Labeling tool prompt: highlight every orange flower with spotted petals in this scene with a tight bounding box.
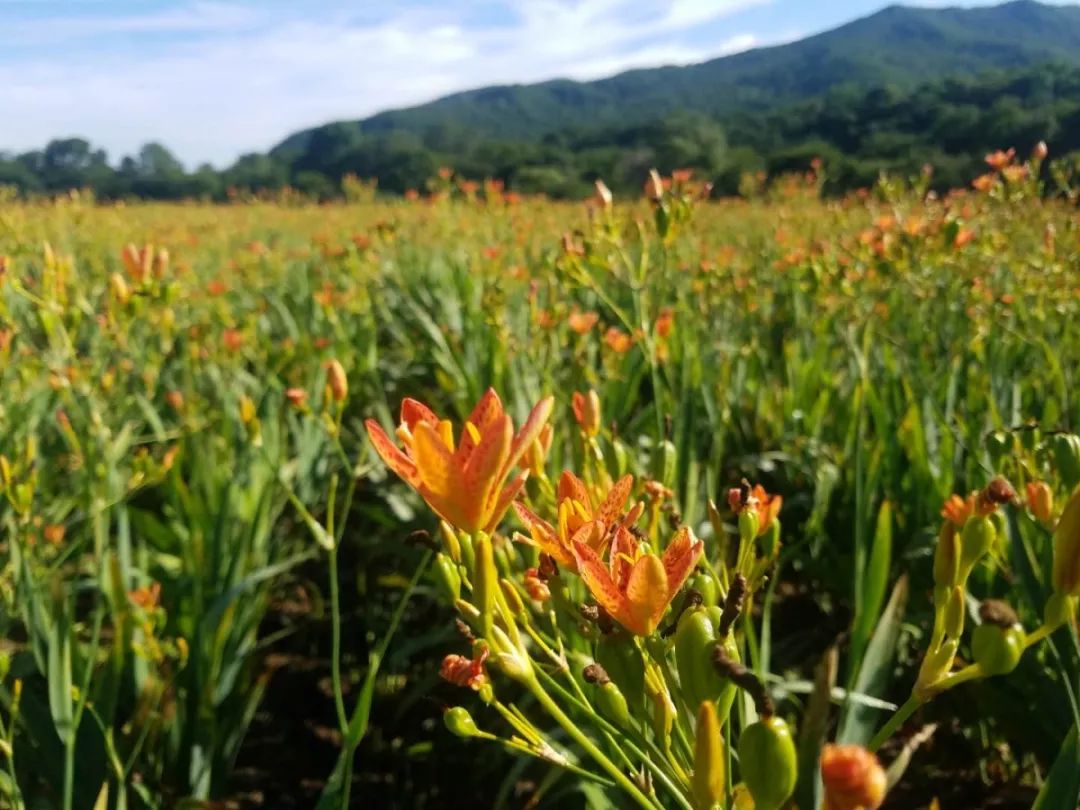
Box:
[365,389,554,535]
[573,526,702,636]
[513,472,639,571]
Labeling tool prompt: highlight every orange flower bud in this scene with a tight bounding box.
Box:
[325,359,348,402]
[571,389,602,437]
[820,744,887,810]
[166,390,184,411]
[1033,141,1048,161]
[285,387,307,408]
[1027,480,1054,524]
[523,568,550,602]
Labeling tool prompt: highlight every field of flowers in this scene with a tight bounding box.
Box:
[0,154,1079,809]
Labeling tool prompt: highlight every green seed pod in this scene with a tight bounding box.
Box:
[444,706,481,738]
[689,570,719,608]
[674,608,739,723]
[972,623,1025,676]
[1053,434,1080,490]
[738,715,798,810]
[692,701,725,810]
[960,515,996,574]
[933,522,960,587]
[434,553,462,603]
[596,681,631,730]
[654,439,677,490]
[596,632,646,713]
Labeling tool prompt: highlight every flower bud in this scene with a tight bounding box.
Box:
[972,622,1025,676]
[692,701,725,810]
[434,553,461,602]
[499,578,525,617]
[738,716,797,810]
[820,743,887,810]
[959,515,997,575]
[444,706,481,738]
[1052,487,1080,596]
[1033,140,1049,161]
[1026,481,1054,525]
[738,509,759,545]
[595,632,646,714]
[933,522,960,587]
[439,521,461,563]
[325,359,348,403]
[571,390,602,437]
[474,533,498,634]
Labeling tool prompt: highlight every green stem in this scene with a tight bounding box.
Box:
[327,545,348,732]
[525,675,660,810]
[867,694,922,753]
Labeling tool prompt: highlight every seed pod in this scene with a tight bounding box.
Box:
[738,715,798,810]
[595,632,646,713]
[675,608,738,721]
[738,508,759,545]
[972,622,1025,676]
[434,553,461,602]
[444,706,481,738]
[692,701,725,810]
[1052,487,1080,596]
[1053,434,1080,490]
[689,570,719,608]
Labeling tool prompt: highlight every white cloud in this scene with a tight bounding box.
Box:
[0,0,773,166]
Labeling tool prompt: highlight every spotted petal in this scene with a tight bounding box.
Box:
[400,398,440,431]
[597,474,634,523]
[573,538,626,623]
[661,527,703,597]
[505,396,555,477]
[624,554,668,636]
[365,419,419,486]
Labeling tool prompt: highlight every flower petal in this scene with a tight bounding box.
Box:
[557,470,591,508]
[597,474,634,523]
[661,527,703,596]
[504,396,555,478]
[624,554,668,636]
[486,471,529,535]
[412,420,458,499]
[401,398,439,431]
[464,414,512,526]
[365,419,419,486]
[573,538,627,623]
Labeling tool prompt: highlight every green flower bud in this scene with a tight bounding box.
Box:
[597,681,631,730]
[444,706,481,739]
[474,533,497,635]
[692,701,725,810]
[972,623,1025,676]
[738,509,759,545]
[499,578,525,617]
[434,553,461,603]
[738,715,797,810]
[960,515,996,575]
[933,522,959,587]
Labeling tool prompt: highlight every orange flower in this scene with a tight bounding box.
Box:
[129,582,162,610]
[365,389,553,534]
[604,327,633,354]
[568,309,599,334]
[820,744,887,810]
[728,484,782,537]
[655,307,675,339]
[285,387,307,408]
[573,526,702,636]
[513,471,638,570]
[985,148,1015,171]
[941,491,996,527]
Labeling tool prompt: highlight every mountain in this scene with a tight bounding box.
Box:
[274,0,1080,157]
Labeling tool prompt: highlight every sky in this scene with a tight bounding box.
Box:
[0,0,1060,167]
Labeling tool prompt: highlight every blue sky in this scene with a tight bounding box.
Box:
[0,0,1062,166]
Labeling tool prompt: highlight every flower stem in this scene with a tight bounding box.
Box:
[868,694,922,753]
[525,675,661,810]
